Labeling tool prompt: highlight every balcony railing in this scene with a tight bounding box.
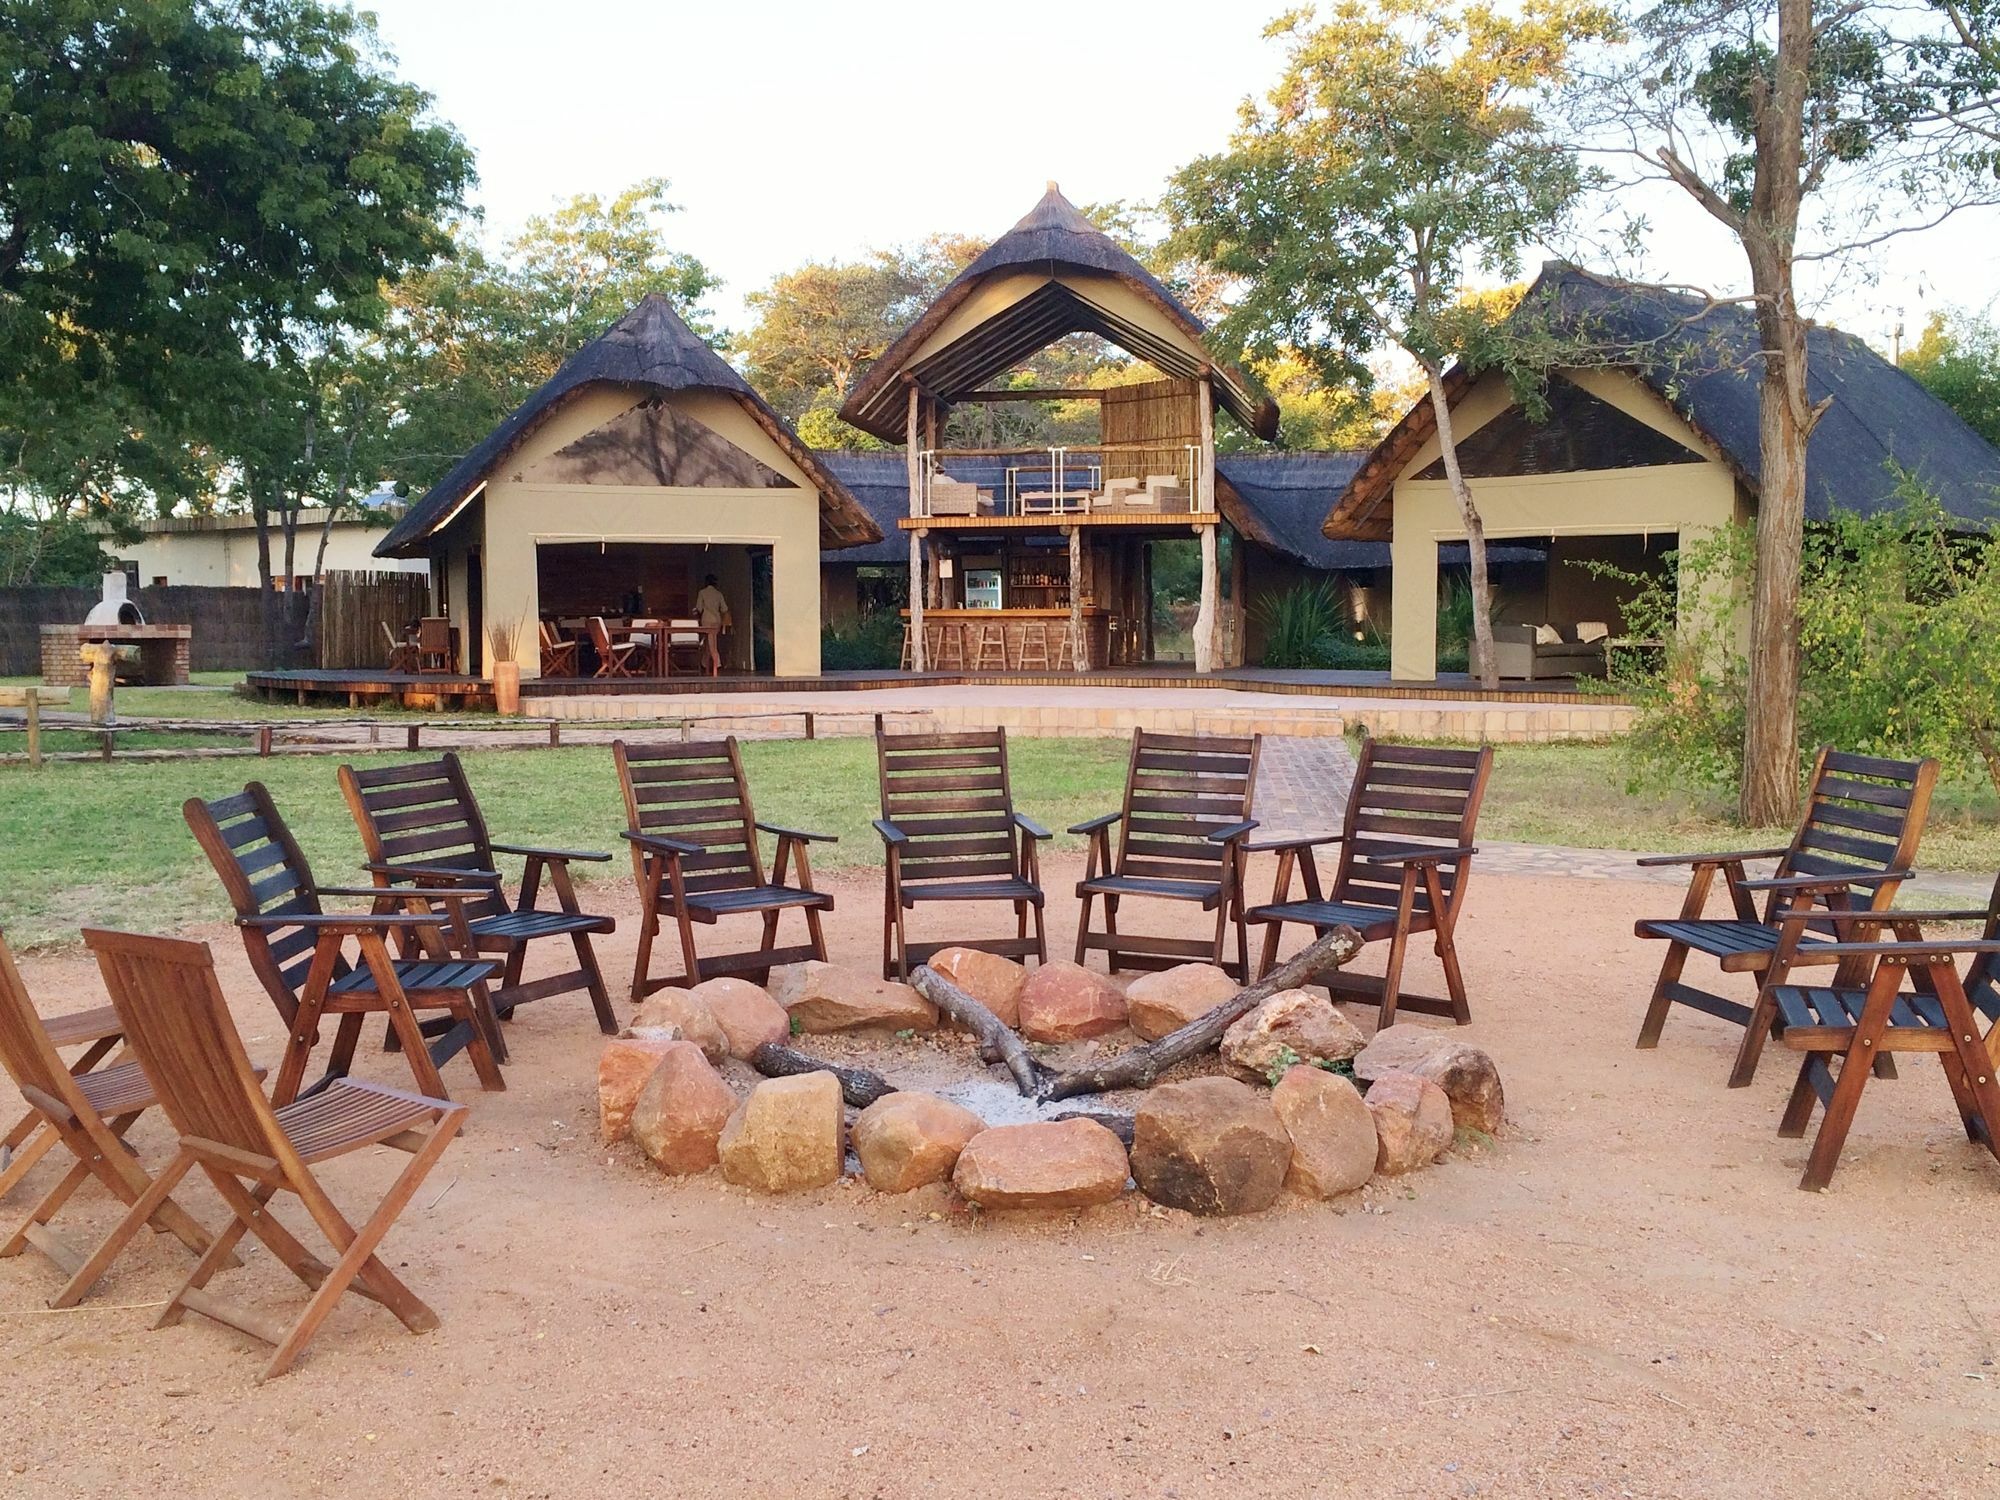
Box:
[915,443,1204,518]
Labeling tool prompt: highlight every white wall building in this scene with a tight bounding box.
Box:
[107,509,428,589]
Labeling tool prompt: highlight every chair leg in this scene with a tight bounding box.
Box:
[1378,924,1412,1030]
[454,996,507,1092]
[1778,1056,1824,1138]
[1635,942,1692,1048]
[496,941,528,1018]
[803,901,829,965]
[1728,976,1784,1088]
[1,1155,94,1259]
[673,906,702,989]
[1433,927,1473,1026]
[630,903,659,1005]
[50,1147,204,1309]
[1073,890,1095,965]
[1031,899,1048,966]
[571,932,618,1035]
[1103,895,1121,974]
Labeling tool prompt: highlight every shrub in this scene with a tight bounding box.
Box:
[821,613,905,671]
[1253,582,1349,668]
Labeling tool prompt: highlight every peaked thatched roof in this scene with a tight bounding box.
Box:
[1327,263,2000,540]
[838,185,1279,443]
[374,295,880,557]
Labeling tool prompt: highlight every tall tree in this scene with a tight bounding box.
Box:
[1572,0,2000,823]
[1167,0,1617,688]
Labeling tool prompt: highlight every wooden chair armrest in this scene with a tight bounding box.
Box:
[1738,869,1910,893]
[1013,812,1052,840]
[1796,939,2000,960]
[489,842,612,864]
[1243,831,1343,853]
[622,829,700,857]
[1204,819,1260,845]
[1778,907,1989,927]
[367,862,505,886]
[1634,847,1789,869]
[756,821,837,844]
[1362,844,1477,867]
[872,819,908,846]
[237,913,443,932]
[1068,811,1123,835]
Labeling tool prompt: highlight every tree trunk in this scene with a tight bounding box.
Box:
[1425,362,1498,689]
[1738,0,1815,828]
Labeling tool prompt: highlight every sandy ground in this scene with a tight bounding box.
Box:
[4,853,1999,1499]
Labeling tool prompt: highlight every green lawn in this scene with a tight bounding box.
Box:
[0,736,1133,949]
[1474,740,2000,873]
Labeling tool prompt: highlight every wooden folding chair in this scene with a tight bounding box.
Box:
[340,752,618,1035]
[589,616,649,678]
[1634,747,1937,1083]
[381,621,418,675]
[614,737,834,994]
[0,1000,123,1202]
[185,783,506,1104]
[1246,739,1492,1028]
[83,927,466,1381]
[875,728,1048,979]
[0,931,219,1307]
[538,621,579,679]
[1736,898,2000,1190]
[1071,729,1261,980]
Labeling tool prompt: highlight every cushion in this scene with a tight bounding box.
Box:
[1574,620,1610,644]
[1104,476,1140,491]
[1533,623,1563,647]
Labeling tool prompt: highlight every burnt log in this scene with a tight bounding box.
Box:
[1038,927,1363,1102]
[748,1042,898,1108]
[909,963,1047,1097]
[1049,1108,1137,1147]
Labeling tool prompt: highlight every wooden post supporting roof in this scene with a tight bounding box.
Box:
[1194,378,1219,673]
[1067,525,1086,671]
[906,385,925,671]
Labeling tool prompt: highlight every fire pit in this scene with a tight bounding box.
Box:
[597,933,1505,1218]
[40,573,192,687]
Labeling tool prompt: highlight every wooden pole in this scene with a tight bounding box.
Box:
[906,385,925,671]
[1067,525,1086,671]
[1194,379,1219,674]
[23,687,39,770]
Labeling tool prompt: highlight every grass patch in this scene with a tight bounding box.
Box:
[1473,739,2000,872]
[0,735,1131,949]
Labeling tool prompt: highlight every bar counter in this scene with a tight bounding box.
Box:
[901,608,1109,669]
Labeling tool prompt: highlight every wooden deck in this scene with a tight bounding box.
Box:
[244,666,1623,708]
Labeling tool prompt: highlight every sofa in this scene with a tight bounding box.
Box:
[1473,622,1610,681]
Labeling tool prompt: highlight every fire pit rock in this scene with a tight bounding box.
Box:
[1270,1065,1377,1199]
[1219,989,1365,1084]
[928,948,1027,1029]
[952,1119,1129,1209]
[1355,1024,1504,1135]
[598,1035,685,1143]
[690,977,791,1059]
[1130,1076,1292,1217]
[718,1072,846,1192]
[852,1091,986,1193]
[631,990,728,1062]
[1365,1069,1455,1175]
[1123,963,1239,1041]
[769,961,938,1034]
[1017,961,1127,1043]
[631,1042,739,1175]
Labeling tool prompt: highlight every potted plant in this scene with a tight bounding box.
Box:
[488,615,524,715]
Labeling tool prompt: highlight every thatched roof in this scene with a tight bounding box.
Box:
[1327,263,2000,541]
[838,185,1279,444]
[374,295,880,558]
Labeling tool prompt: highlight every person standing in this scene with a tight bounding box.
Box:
[693,573,732,676]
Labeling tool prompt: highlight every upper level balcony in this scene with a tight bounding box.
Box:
[911,441,1209,521]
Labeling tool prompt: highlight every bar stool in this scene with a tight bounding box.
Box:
[927,623,965,670]
[1054,619,1082,671]
[970,620,1008,671]
[1017,621,1052,671]
[899,622,915,670]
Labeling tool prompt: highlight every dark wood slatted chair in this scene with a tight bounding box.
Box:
[1738,898,2000,1190]
[185,783,506,1104]
[1071,729,1261,980]
[875,728,1049,979]
[339,752,618,1035]
[1245,739,1492,1029]
[82,927,466,1382]
[615,737,835,994]
[0,930,220,1307]
[1635,747,1937,1085]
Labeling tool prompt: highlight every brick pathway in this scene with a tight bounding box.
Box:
[1251,732,1355,836]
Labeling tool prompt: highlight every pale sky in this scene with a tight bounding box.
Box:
[362,0,2000,358]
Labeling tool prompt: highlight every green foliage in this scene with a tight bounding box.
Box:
[1902,311,2000,448]
[1253,582,1350,669]
[0,0,474,509]
[1265,1045,1304,1086]
[0,504,124,585]
[820,613,905,671]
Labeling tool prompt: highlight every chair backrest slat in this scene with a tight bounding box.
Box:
[1331,739,1492,915]
[1111,729,1259,883]
[878,729,1019,887]
[340,754,502,915]
[83,928,281,1160]
[614,739,762,891]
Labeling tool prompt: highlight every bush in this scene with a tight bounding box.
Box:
[1252,582,1349,668]
[821,613,904,671]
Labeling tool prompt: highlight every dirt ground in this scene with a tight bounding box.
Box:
[4,853,1998,1499]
